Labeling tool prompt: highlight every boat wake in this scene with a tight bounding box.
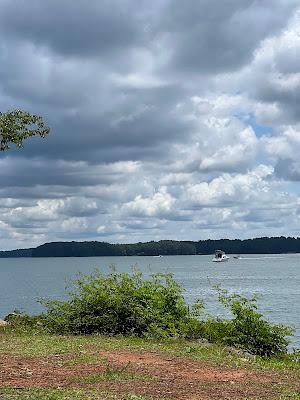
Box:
[239,256,285,260]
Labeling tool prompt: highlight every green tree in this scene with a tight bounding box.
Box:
[0,109,49,151]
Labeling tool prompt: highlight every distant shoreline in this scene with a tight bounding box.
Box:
[1,236,300,258]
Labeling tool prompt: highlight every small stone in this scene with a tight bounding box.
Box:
[4,312,23,322]
[197,338,209,344]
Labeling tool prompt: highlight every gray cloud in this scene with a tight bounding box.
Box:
[159,0,298,75]
[0,157,137,188]
[0,0,145,60]
[275,159,300,181]
[1,0,300,249]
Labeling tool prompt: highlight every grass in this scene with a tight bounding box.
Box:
[0,329,299,400]
[69,362,153,384]
[0,388,156,400]
[278,393,300,400]
[1,329,299,371]
[0,388,96,400]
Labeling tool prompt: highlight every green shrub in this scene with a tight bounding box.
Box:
[0,312,47,334]
[26,268,293,357]
[41,267,203,338]
[201,286,293,356]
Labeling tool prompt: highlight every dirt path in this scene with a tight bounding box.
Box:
[0,350,289,399]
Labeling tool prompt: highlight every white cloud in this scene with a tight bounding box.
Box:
[264,127,300,159]
[199,126,257,172]
[123,188,175,217]
[1,2,300,248]
[185,165,274,208]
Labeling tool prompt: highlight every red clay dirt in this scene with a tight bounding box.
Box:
[0,350,288,399]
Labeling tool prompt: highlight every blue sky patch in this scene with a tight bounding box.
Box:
[235,113,274,137]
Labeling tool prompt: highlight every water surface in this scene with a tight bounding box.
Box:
[0,254,299,347]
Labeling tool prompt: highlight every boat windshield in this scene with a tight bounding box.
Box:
[215,250,224,258]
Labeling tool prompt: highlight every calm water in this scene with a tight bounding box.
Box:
[0,254,299,348]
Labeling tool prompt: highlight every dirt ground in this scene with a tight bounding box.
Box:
[0,349,294,399]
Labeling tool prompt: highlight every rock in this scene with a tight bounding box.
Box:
[242,352,256,360]
[197,338,209,344]
[0,319,8,326]
[197,338,212,347]
[4,311,23,322]
[225,346,256,360]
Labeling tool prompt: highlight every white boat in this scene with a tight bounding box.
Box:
[212,250,229,262]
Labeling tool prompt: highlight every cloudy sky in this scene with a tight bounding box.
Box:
[1,0,300,250]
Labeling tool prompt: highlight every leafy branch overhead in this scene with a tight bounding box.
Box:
[0,110,49,151]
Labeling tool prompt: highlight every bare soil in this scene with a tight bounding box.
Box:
[0,350,293,399]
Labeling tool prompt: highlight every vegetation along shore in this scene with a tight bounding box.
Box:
[1,268,299,399]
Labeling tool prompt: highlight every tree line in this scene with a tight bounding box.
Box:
[1,236,300,257]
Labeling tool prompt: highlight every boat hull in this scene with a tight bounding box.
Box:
[212,256,229,262]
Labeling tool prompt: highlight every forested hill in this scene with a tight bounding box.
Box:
[0,248,33,258]
[1,237,300,257]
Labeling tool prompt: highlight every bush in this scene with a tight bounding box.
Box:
[35,268,293,357]
[41,267,203,338]
[201,287,293,356]
[0,312,47,334]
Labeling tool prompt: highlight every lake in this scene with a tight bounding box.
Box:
[0,254,299,348]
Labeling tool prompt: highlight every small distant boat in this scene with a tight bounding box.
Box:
[153,255,163,258]
[212,250,229,262]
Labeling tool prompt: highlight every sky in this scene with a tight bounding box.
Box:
[1,0,300,250]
